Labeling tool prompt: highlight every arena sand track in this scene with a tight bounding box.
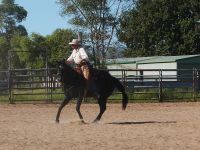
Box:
[1,102,200,150]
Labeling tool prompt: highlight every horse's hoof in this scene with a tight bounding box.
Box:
[55,120,59,123]
[81,120,86,124]
[92,119,99,123]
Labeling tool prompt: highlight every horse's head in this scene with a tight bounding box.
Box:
[56,59,78,83]
[56,59,66,82]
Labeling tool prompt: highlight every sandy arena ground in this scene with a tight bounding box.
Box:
[1,102,200,150]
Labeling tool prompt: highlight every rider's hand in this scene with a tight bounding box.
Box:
[65,60,70,64]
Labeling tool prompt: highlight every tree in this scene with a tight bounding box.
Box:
[0,0,27,41]
[0,37,9,69]
[46,29,75,67]
[0,0,27,69]
[13,29,76,69]
[57,0,131,68]
[12,33,48,68]
[118,0,200,57]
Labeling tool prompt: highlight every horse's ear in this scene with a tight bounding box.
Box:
[55,60,62,65]
[62,58,66,63]
[55,60,59,64]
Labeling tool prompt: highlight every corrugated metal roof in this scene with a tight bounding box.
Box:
[137,55,200,64]
[106,56,158,64]
[106,55,200,65]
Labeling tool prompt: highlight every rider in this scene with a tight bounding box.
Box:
[66,39,100,99]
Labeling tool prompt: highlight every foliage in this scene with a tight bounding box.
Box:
[0,37,9,69]
[118,0,200,57]
[0,0,27,69]
[12,29,76,68]
[0,0,27,41]
[13,33,48,68]
[46,29,75,67]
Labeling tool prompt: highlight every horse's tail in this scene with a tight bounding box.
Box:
[112,77,128,110]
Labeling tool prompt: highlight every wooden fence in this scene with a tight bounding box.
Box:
[0,68,199,103]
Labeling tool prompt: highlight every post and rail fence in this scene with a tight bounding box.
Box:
[0,68,200,103]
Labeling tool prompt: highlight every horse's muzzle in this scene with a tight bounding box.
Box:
[56,73,63,82]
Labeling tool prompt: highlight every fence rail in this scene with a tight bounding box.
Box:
[0,68,199,103]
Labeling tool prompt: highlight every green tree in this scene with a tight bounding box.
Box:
[57,0,131,68]
[0,0,27,69]
[0,37,9,69]
[0,0,27,41]
[13,29,75,69]
[118,0,200,57]
[46,29,75,67]
[13,33,48,68]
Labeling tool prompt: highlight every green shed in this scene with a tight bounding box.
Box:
[106,55,200,80]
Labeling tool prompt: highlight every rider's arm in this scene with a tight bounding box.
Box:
[66,51,74,64]
[79,48,88,60]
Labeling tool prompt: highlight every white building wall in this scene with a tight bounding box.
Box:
[137,62,177,81]
[107,64,137,77]
[107,62,178,81]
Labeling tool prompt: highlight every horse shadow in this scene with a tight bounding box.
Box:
[106,121,177,125]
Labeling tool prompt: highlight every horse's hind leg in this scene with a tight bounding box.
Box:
[56,98,70,123]
[93,98,106,123]
[76,95,84,121]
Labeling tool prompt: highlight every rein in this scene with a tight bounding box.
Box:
[65,85,76,91]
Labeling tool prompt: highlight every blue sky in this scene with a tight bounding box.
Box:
[15,0,71,36]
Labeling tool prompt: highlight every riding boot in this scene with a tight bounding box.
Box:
[81,64,100,99]
[81,65,90,101]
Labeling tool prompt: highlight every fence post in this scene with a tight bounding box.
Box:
[193,69,197,101]
[197,70,200,98]
[45,68,50,103]
[50,74,53,103]
[8,69,13,103]
[8,50,13,104]
[121,70,125,87]
[159,70,163,102]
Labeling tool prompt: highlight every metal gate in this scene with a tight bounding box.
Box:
[0,68,200,103]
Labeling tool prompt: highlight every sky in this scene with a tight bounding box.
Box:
[14,0,71,36]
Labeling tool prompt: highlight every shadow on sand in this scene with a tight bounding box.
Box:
[106,121,177,125]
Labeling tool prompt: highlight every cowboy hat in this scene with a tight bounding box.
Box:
[68,39,81,45]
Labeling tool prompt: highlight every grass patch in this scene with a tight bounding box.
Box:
[1,87,200,103]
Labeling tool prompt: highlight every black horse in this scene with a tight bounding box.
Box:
[56,59,128,123]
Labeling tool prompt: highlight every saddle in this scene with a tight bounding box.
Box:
[74,67,83,75]
[73,60,98,81]
[74,59,92,75]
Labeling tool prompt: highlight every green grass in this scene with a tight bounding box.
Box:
[0,95,9,103]
[0,88,64,103]
[1,87,200,103]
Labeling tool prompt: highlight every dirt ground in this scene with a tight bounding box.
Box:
[1,102,200,150]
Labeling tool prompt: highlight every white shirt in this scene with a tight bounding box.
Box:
[67,47,89,64]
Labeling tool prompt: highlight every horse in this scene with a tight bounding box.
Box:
[55,59,128,123]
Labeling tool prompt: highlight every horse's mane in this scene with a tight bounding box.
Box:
[62,61,85,84]
[63,63,76,74]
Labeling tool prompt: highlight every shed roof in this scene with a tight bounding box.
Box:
[106,56,157,65]
[106,55,200,65]
[137,55,200,64]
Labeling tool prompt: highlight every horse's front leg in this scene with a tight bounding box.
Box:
[76,97,84,121]
[93,98,106,123]
[56,97,70,123]
[76,92,84,121]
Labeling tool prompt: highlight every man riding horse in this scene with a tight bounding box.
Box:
[66,39,100,99]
